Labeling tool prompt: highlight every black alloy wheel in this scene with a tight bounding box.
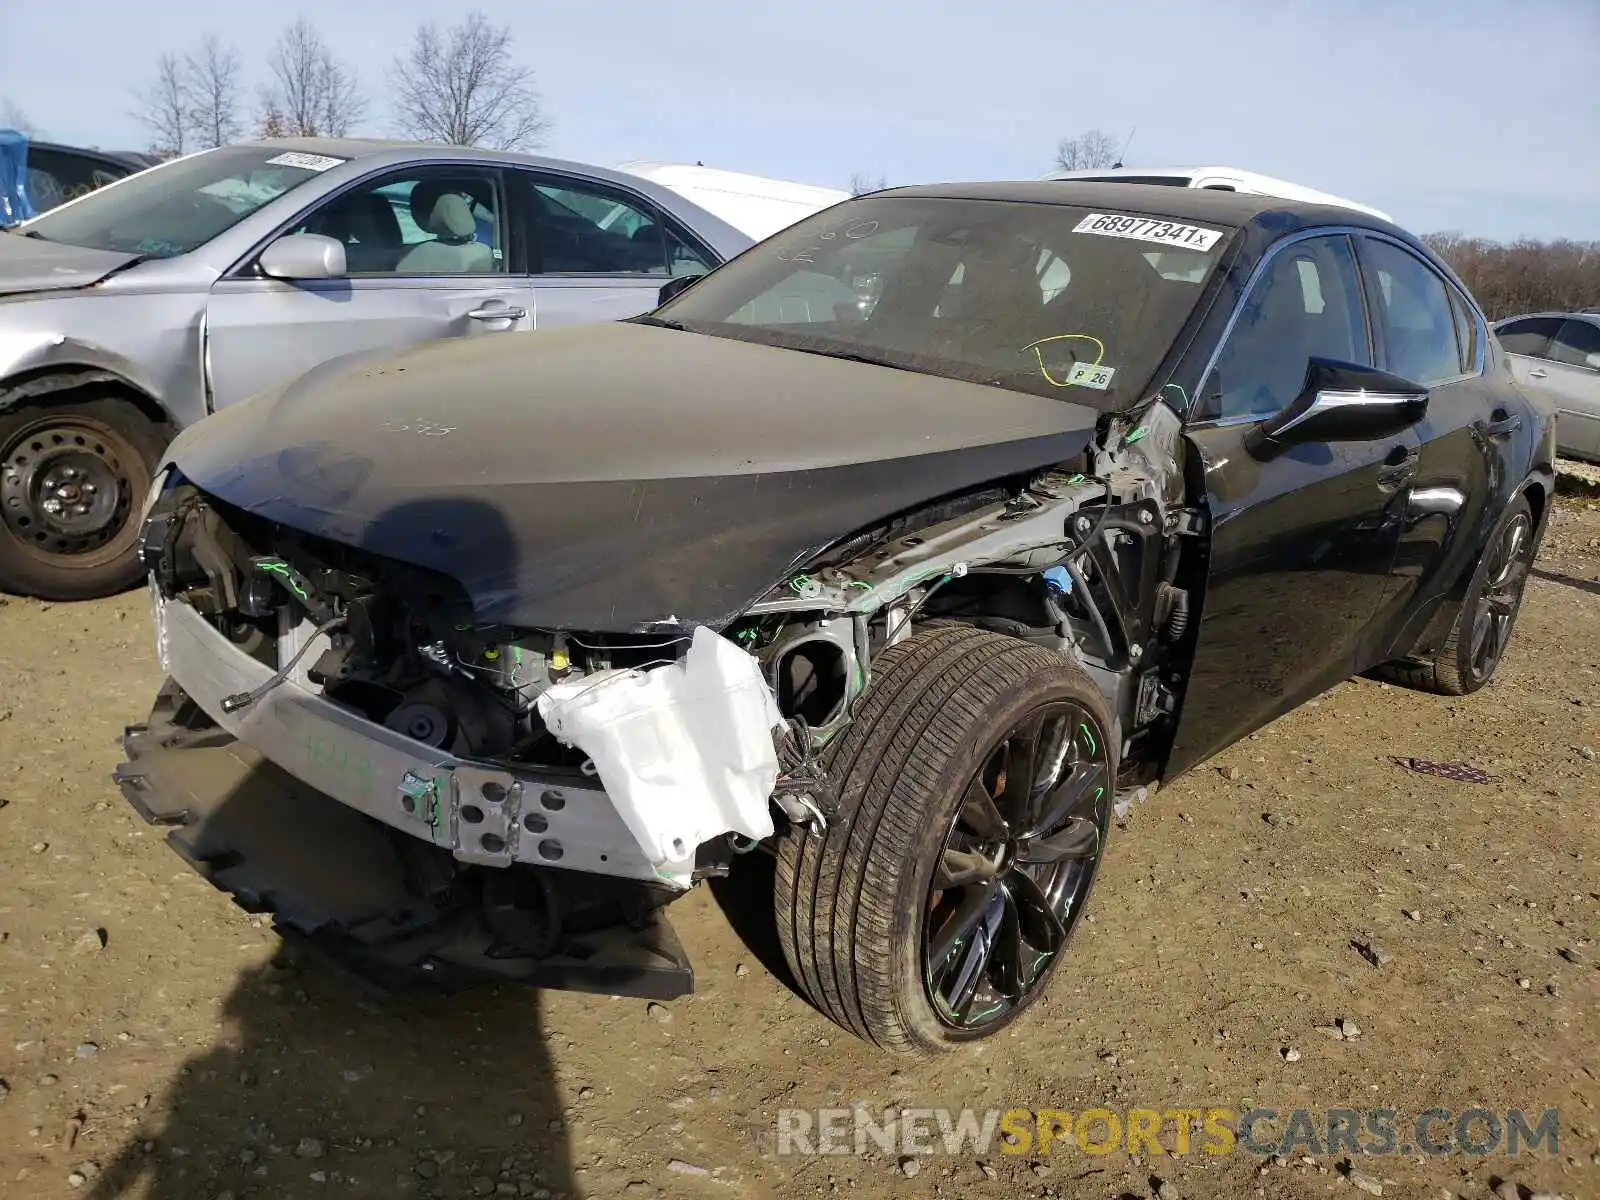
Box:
[924,702,1110,1030]
[774,623,1118,1055]
[1463,504,1533,686]
[1370,494,1537,697]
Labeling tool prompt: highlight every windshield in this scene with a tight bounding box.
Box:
[20,145,346,258]
[652,196,1234,408]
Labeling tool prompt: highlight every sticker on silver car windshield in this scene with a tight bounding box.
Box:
[1073,213,1223,251]
[264,151,347,172]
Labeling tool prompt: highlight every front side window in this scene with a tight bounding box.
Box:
[21,145,342,258]
[292,168,504,275]
[529,176,695,275]
[1203,235,1371,421]
[1494,316,1562,359]
[1361,239,1463,386]
[651,196,1233,410]
[1550,318,1600,369]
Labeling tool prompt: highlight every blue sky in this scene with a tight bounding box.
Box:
[3,0,1595,241]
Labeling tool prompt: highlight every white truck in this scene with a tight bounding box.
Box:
[1043,164,1393,221]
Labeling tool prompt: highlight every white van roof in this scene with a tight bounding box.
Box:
[614,161,851,242]
[1041,165,1393,222]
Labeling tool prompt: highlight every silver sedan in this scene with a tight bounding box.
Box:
[1494,310,1600,463]
[0,138,754,600]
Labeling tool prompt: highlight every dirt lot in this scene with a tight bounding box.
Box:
[1,498,1596,1200]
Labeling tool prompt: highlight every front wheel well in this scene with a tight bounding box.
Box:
[0,367,175,436]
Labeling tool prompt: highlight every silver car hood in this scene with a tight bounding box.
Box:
[0,231,142,297]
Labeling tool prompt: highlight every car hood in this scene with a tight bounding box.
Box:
[0,231,143,296]
[163,322,1101,630]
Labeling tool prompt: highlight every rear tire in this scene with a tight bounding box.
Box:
[1371,494,1535,696]
[0,396,169,601]
[774,624,1116,1055]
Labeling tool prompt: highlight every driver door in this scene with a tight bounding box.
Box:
[1167,233,1417,776]
[204,164,531,409]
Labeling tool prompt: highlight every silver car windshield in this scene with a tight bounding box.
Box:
[20,145,345,258]
[652,195,1235,409]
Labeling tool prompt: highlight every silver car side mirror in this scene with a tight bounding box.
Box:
[1586,351,1600,371]
[259,233,347,280]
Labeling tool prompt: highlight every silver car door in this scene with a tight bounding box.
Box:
[1541,318,1600,460]
[204,163,532,409]
[518,169,716,328]
[1495,315,1562,395]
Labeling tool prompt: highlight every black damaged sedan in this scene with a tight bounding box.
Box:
[119,183,1555,1055]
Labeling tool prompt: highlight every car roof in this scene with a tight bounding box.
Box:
[876,179,1404,234]
[230,136,674,184]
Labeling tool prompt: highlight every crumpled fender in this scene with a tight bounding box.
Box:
[0,331,165,418]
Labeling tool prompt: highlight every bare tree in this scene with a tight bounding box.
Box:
[390,11,550,150]
[1053,129,1119,172]
[133,54,190,158]
[1423,232,1600,320]
[1,97,38,136]
[261,18,366,137]
[186,33,243,149]
[849,172,887,196]
[256,103,291,139]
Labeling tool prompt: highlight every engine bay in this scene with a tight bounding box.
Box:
[138,400,1201,834]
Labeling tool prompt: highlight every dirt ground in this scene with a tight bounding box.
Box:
[1,498,1596,1200]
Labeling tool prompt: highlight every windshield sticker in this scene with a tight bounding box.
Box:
[1066,361,1115,390]
[264,151,347,172]
[1022,332,1111,389]
[1073,213,1223,252]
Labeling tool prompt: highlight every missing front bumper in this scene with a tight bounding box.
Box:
[113,680,695,1000]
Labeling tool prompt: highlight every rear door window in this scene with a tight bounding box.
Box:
[1494,316,1561,359]
[523,174,712,277]
[1358,238,1465,386]
[1549,318,1600,369]
[1447,289,1482,374]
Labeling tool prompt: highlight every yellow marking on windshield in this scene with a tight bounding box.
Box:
[1022,333,1106,388]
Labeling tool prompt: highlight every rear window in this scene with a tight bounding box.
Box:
[654,195,1235,409]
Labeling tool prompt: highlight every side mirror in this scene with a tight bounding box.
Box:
[657,273,701,306]
[1247,358,1428,457]
[1585,351,1600,371]
[259,233,346,280]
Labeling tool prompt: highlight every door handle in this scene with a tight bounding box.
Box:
[1474,410,1521,439]
[1527,368,1548,378]
[467,305,527,322]
[1377,444,1417,490]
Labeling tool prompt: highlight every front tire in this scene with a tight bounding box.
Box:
[0,397,169,601]
[774,625,1116,1055]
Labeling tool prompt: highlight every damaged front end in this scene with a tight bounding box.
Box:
[116,400,1196,1000]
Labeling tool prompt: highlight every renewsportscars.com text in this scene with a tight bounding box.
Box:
[774,1105,1560,1158]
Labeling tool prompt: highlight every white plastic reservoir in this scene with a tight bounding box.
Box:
[535,627,784,866]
